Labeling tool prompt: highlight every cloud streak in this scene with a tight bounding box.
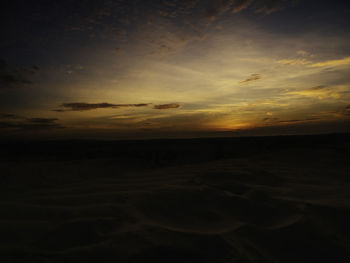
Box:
[153,103,182,110]
[56,102,151,111]
[0,66,32,90]
[309,57,350,68]
[203,0,285,19]
[287,85,342,99]
[342,105,350,116]
[278,56,350,68]
[256,0,285,15]
[232,0,252,13]
[0,58,38,90]
[239,74,262,85]
[205,0,236,18]
[55,102,183,111]
[0,114,64,130]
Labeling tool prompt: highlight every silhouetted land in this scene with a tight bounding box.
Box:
[1,133,350,262]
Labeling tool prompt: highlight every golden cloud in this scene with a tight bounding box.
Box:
[287,86,341,99]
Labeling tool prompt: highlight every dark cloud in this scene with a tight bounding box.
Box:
[133,104,150,107]
[278,117,320,123]
[232,0,253,13]
[55,102,182,111]
[0,73,33,88]
[309,85,327,91]
[0,0,292,65]
[204,0,285,18]
[239,74,262,85]
[278,119,305,123]
[0,58,6,71]
[0,115,64,131]
[263,117,279,122]
[0,113,22,119]
[32,65,40,71]
[153,103,182,110]
[262,116,322,124]
[57,102,150,111]
[29,118,59,124]
[204,0,284,18]
[29,65,40,75]
[61,102,119,111]
[0,58,34,89]
[205,0,235,18]
[342,105,350,116]
[256,0,285,15]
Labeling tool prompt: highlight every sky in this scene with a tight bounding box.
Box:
[1,0,350,140]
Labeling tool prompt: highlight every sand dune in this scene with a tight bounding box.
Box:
[1,135,350,262]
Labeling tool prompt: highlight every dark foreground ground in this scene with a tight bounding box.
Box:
[1,134,350,262]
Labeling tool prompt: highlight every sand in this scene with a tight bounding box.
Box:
[1,135,350,262]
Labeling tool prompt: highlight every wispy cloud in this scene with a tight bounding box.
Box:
[232,0,253,13]
[278,58,311,66]
[0,113,22,119]
[287,85,342,99]
[309,57,350,68]
[56,102,150,111]
[205,0,235,18]
[256,0,285,15]
[342,105,350,116]
[278,56,350,68]
[278,118,320,124]
[204,0,286,18]
[263,117,279,122]
[0,114,64,130]
[239,74,262,85]
[55,102,182,111]
[0,58,35,90]
[153,103,182,110]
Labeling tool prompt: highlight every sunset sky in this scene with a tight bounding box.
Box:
[1,0,350,139]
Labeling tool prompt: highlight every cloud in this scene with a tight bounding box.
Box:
[60,102,118,111]
[0,113,22,119]
[278,58,311,66]
[232,0,252,13]
[263,117,320,124]
[263,117,279,122]
[0,58,6,71]
[205,0,235,18]
[56,102,150,111]
[278,118,320,124]
[287,85,341,99]
[342,105,350,116]
[29,65,40,75]
[29,118,59,124]
[309,57,350,68]
[0,72,33,89]
[56,102,182,111]
[256,0,285,15]
[278,56,350,68]
[153,103,182,110]
[0,114,64,130]
[32,65,40,71]
[239,74,262,85]
[0,58,34,89]
[204,0,285,18]
[296,50,313,57]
